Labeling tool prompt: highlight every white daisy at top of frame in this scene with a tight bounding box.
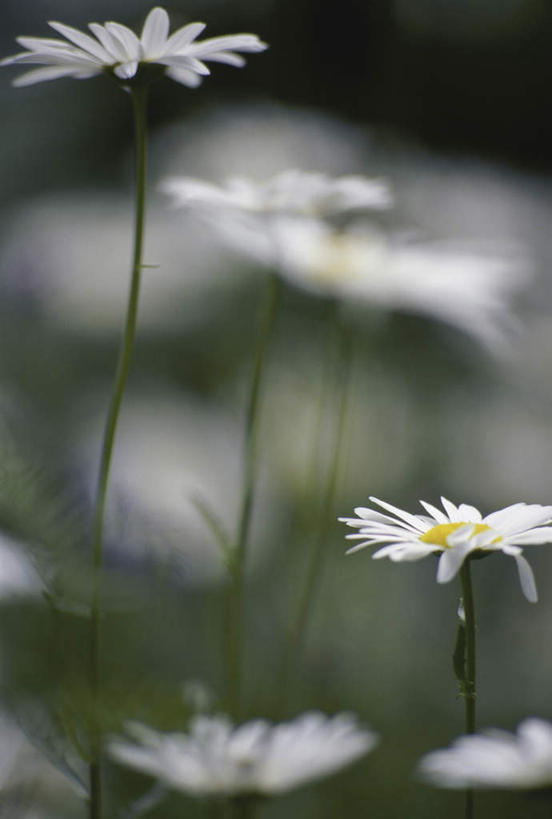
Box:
[340,496,552,602]
[0,6,267,88]
[109,712,377,797]
[418,718,552,790]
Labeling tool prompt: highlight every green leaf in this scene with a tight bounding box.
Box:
[190,493,234,569]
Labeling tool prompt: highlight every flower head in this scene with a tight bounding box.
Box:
[1,7,267,88]
[418,719,552,790]
[340,497,552,601]
[109,712,377,797]
[163,170,392,218]
[163,171,526,349]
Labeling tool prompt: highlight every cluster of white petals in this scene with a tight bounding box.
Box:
[109,712,377,797]
[164,171,527,349]
[0,6,267,88]
[163,170,392,218]
[163,170,391,267]
[418,719,552,790]
[340,497,552,601]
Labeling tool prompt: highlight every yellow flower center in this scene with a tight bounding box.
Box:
[419,522,500,548]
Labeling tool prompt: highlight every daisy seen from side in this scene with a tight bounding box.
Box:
[0,6,267,88]
[418,718,552,790]
[340,496,552,602]
[109,712,377,798]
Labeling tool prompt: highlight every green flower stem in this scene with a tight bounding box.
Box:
[276,305,352,715]
[459,559,477,819]
[225,273,281,719]
[89,84,149,819]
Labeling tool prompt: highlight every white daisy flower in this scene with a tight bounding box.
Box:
[162,171,391,267]
[0,6,267,88]
[418,718,552,790]
[162,171,526,349]
[163,170,392,218]
[340,496,552,602]
[109,712,377,797]
[272,219,526,350]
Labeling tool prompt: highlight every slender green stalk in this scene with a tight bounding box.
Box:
[225,273,281,719]
[276,307,353,715]
[459,560,477,819]
[89,85,149,819]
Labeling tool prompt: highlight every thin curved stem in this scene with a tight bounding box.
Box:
[459,560,477,819]
[225,273,281,719]
[276,305,352,715]
[89,85,149,819]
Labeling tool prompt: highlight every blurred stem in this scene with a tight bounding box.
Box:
[276,303,352,715]
[225,273,281,719]
[89,84,149,819]
[459,560,476,819]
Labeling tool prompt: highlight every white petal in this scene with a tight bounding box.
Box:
[88,23,126,62]
[202,51,246,67]
[105,22,141,61]
[186,34,268,57]
[436,542,474,584]
[13,65,96,86]
[506,527,552,545]
[165,22,206,53]
[141,7,170,56]
[513,554,538,603]
[369,497,428,532]
[48,21,111,61]
[440,497,460,522]
[165,66,203,87]
[418,501,449,524]
[114,60,139,79]
[457,504,482,522]
[158,55,210,74]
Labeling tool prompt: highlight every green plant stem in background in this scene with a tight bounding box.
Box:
[276,305,353,715]
[459,560,477,819]
[226,273,282,720]
[89,85,149,819]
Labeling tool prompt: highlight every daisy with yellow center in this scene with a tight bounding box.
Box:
[340,497,552,602]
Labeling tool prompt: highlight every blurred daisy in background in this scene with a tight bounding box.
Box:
[110,712,377,797]
[418,718,552,790]
[163,169,392,267]
[341,497,552,601]
[163,165,528,350]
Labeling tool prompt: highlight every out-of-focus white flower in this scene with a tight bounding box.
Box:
[109,712,377,796]
[163,171,392,268]
[163,168,527,348]
[340,496,552,602]
[163,170,392,218]
[1,6,266,88]
[0,533,42,600]
[272,220,526,349]
[418,718,552,790]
